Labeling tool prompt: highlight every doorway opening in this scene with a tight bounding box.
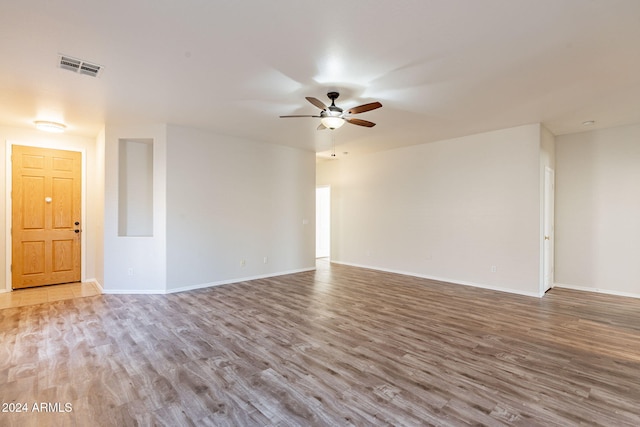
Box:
[316,186,330,259]
[542,167,555,294]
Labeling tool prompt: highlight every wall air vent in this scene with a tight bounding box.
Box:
[58,54,102,77]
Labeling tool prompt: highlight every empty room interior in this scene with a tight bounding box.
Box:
[1,1,639,425]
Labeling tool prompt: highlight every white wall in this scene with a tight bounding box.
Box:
[318,124,544,296]
[555,123,640,297]
[103,124,167,293]
[165,125,316,292]
[0,125,100,292]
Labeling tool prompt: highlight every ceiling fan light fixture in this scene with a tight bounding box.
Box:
[35,120,66,133]
[281,92,381,129]
[320,116,345,129]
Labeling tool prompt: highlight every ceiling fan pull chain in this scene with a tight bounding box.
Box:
[331,132,336,157]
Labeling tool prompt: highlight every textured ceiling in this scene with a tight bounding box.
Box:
[1,0,639,157]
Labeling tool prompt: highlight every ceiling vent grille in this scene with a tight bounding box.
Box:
[58,54,102,77]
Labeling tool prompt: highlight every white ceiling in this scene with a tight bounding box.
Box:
[1,0,640,157]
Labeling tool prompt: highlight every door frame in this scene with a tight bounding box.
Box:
[5,141,88,292]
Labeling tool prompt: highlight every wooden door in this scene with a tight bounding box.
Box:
[12,146,81,289]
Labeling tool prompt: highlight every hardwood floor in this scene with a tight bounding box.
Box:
[1,261,639,426]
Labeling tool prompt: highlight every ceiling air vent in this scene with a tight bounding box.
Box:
[58,54,102,77]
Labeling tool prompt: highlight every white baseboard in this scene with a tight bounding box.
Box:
[93,280,104,293]
[554,282,640,299]
[84,278,104,293]
[164,267,316,294]
[103,289,163,295]
[331,261,542,298]
[101,267,316,295]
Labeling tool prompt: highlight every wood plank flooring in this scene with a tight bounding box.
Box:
[1,260,639,426]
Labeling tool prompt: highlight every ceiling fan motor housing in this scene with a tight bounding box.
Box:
[327,91,340,101]
[327,92,343,112]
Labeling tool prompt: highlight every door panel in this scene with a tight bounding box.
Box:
[12,145,81,289]
[23,176,46,228]
[22,241,45,274]
[52,239,74,271]
[23,154,45,169]
[52,178,74,228]
[53,156,74,171]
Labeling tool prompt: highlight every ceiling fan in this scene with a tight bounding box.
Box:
[280,92,382,130]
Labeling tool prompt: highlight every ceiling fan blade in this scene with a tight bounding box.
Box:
[317,123,327,130]
[279,115,321,118]
[347,101,382,115]
[345,117,376,127]
[306,97,328,111]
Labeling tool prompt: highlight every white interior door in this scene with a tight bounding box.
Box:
[543,167,555,293]
[316,186,330,258]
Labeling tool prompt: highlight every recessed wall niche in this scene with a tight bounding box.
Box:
[118,138,153,236]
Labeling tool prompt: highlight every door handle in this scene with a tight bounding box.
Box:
[544,235,550,240]
[74,229,80,233]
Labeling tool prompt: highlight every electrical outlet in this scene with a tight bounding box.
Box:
[491,265,497,273]
[127,268,134,276]
[263,257,268,264]
[240,260,246,268]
